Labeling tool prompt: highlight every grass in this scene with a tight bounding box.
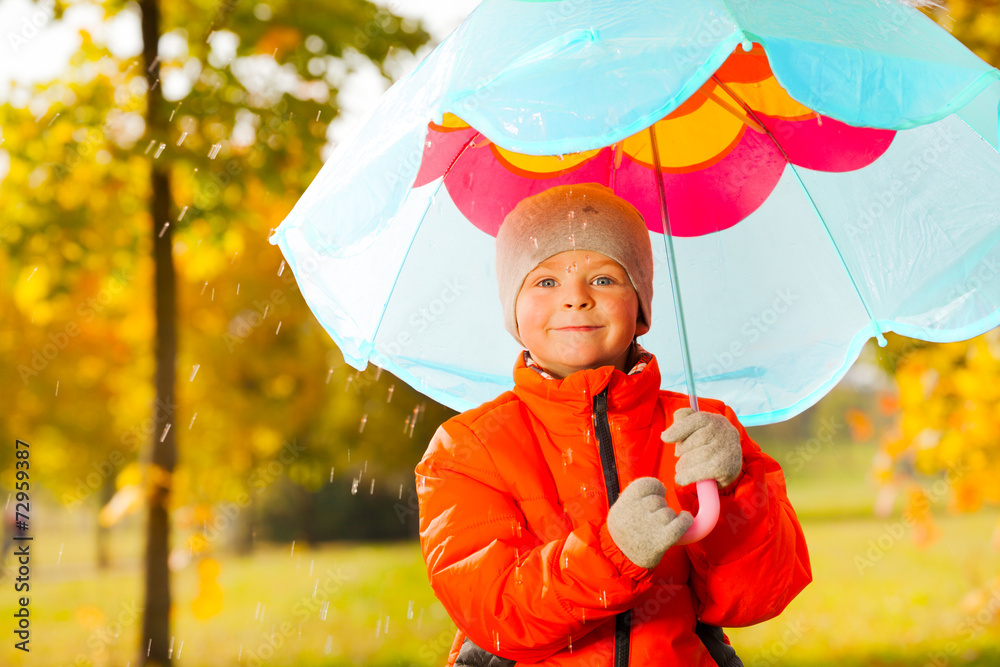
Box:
[1,441,998,666]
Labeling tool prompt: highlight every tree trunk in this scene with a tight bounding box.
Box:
[96,476,115,569]
[140,0,176,665]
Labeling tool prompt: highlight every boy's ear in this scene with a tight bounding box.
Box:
[635,318,650,337]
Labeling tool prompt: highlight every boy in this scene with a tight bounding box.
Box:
[416,183,811,666]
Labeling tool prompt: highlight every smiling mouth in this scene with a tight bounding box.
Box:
[557,326,602,332]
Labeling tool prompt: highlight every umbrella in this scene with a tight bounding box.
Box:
[269,0,1000,541]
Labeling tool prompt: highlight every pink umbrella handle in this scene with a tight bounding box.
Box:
[675,479,720,545]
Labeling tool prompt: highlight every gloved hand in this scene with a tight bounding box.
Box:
[606,477,694,569]
[662,408,743,490]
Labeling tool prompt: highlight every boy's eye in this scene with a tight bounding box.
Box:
[538,278,556,287]
[593,276,612,286]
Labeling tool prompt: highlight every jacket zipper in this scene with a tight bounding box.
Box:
[593,384,630,667]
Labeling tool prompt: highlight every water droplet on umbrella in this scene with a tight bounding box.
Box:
[359,414,367,433]
[154,143,166,158]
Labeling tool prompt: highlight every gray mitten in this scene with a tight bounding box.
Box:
[606,477,694,569]
[662,408,743,489]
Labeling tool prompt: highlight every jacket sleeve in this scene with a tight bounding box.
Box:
[416,420,655,663]
[676,402,812,627]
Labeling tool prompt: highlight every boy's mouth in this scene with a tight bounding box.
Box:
[557,326,602,332]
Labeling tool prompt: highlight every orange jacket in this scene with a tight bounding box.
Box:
[416,352,811,666]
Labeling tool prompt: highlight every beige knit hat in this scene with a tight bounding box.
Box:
[495,183,654,348]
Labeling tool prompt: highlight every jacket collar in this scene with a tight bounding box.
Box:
[511,350,663,430]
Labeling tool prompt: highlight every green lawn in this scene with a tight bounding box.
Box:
[1,442,998,666]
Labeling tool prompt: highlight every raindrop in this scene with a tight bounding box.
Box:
[582,608,586,622]
[309,559,314,576]
[568,635,573,653]
[398,484,403,499]
[370,478,375,494]
[178,206,188,221]
[47,112,60,126]
[177,641,184,659]
[386,384,395,402]
[57,543,63,564]
[55,381,59,396]
[359,414,367,433]
[326,368,333,384]
[329,467,334,482]
[346,376,354,391]
[176,131,188,146]
[385,615,390,635]
[255,602,261,620]
[147,638,152,656]
[417,607,424,629]
[238,644,243,661]
[169,103,181,121]
[26,267,37,281]
[494,632,500,652]
[601,590,607,607]
[160,424,171,442]
[351,478,359,495]
[263,305,269,318]
[211,288,215,301]
[290,540,296,557]
[201,282,208,295]
[530,236,538,248]
[144,139,156,154]
[208,143,222,159]
[158,222,170,238]
[320,600,329,620]
[232,251,238,264]
[190,365,200,382]
[189,413,197,429]
[569,210,575,220]
[376,618,382,637]
[375,367,382,381]
[154,143,166,158]
[313,579,319,596]
[278,260,285,276]
[324,636,333,654]
[168,637,175,658]
[562,448,573,468]
[316,110,321,121]
[275,322,282,335]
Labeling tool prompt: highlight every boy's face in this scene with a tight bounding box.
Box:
[515,250,649,380]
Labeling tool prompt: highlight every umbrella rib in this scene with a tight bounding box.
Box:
[648,123,700,412]
[710,76,888,345]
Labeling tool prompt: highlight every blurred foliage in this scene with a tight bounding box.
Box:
[877,330,1000,515]
[0,0,446,537]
